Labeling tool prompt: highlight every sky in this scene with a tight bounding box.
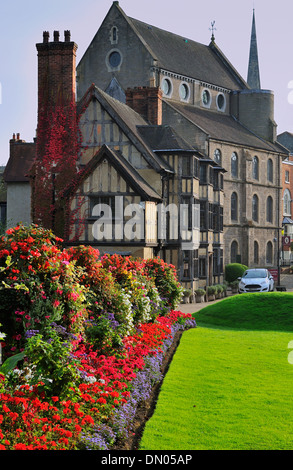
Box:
[0,0,293,165]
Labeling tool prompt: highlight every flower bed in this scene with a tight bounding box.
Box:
[0,225,195,450]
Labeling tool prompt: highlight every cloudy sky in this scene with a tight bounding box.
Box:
[0,0,292,165]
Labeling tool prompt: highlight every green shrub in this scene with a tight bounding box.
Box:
[224,263,248,283]
[195,288,206,296]
[207,286,217,295]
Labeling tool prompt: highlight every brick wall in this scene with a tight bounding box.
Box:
[36,31,77,111]
[126,87,162,125]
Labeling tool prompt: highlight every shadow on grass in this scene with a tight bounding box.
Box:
[193,292,293,332]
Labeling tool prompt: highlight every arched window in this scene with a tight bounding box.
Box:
[231,240,238,263]
[266,196,273,223]
[231,152,238,178]
[110,26,118,44]
[266,241,273,265]
[283,189,291,215]
[252,156,259,180]
[231,192,238,221]
[254,241,259,265]
[252,194,259,222]
[267,159,273,182]
[214,149,221,165]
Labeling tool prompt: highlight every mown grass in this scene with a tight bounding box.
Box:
[139,293,293,450]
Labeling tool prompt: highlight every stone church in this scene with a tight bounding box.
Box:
[3,2,288,292]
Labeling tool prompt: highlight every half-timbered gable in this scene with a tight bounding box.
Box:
[68,144,161,259]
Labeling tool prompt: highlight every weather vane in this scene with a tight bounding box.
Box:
[209,21,216,42]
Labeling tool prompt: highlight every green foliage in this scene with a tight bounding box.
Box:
[0,351,25,376]
[23,325,80,399]
[224,263,248,283]
[195,288,206,296]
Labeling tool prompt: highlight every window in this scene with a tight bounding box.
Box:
[199,164,207,183]
[231,192,238,221]
[214,149,221,165]
[202,89,211,107]
[266,241,273,264]
[267,159,273,182]
[193,157,199,177]
[110,26,118,44]
[162,78,172,96]
[285,170,290,183]
[109,51,121,67]
[283,189,291,215]
[90,196,116,240]
[231,240,238,263]
[266,196,273,223]
[231,152,238,178]
[216,93,226,111]
[199,257,206,278]
[254,241,259,265]
[107,49,122,69]
[252,156,259,180]
[200,201,207,230]
[181,157,191,176]
[179,83,190,101]
[252,194,259,222]
[182,251,191,279]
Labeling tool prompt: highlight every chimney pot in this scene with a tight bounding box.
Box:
[43,31,49,43]
[64,30,71,42]
[17,133,20,140]
[53,31,60,42]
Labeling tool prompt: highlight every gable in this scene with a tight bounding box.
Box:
[72,145,161,201]
[76,3,155,100]
[78,85,172,175]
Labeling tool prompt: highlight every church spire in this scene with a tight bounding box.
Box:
[247,9,261,89]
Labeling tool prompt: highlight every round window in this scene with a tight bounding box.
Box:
[108,50,121,68]
[179,83,189,101]
[202,89,211,106]
[162,78,172,96]
[217,93,225,111]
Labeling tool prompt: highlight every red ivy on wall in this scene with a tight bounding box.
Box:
[31,92,89,240]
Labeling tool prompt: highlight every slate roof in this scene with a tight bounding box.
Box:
[128,16,248,91]
[165,100,288,154]
[137,125,200,153]
[3,142,36,182]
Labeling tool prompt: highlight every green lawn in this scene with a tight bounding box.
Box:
[139,293,293,450]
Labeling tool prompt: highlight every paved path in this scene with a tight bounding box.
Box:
[178,273,293,315]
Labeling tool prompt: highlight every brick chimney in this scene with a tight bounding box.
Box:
[36,30,77,117]
[126,87,162,125]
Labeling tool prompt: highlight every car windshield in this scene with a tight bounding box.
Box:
[243,270,267,279]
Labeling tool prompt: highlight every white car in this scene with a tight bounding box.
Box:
[238,268,274,293]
